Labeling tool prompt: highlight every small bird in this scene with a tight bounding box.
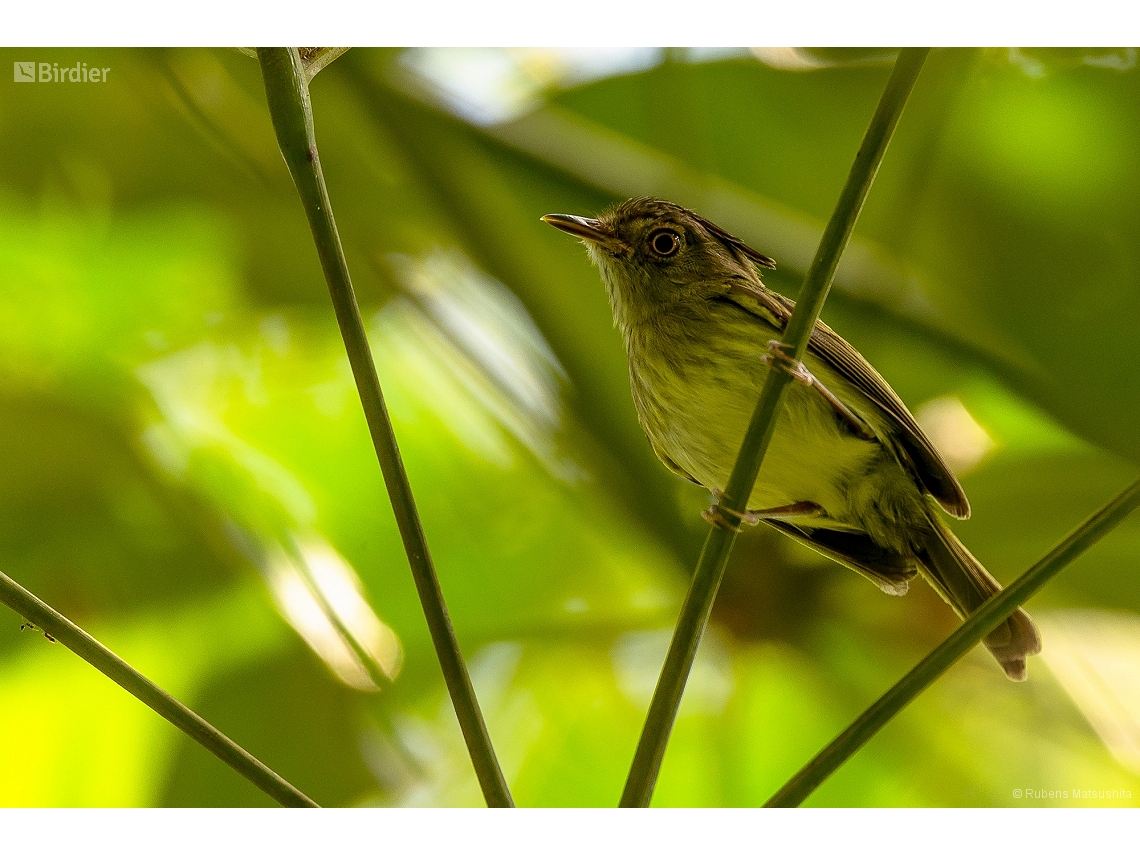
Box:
[543,197,1040,680]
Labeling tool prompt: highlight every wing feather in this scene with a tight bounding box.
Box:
[763,520,915,596]
[723,280,971,519]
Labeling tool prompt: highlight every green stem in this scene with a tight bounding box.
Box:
[766,476,1140,807]
[618,48,930,808]
[0,570,318,807]
[256,48,512,808]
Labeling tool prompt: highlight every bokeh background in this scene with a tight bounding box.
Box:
[1,46,1139,807]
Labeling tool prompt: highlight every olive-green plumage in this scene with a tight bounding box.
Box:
[544,197,1040,680]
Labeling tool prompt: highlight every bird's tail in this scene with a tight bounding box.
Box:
[915,509,1041,681]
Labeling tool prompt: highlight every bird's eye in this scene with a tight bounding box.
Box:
[648,229,681,258]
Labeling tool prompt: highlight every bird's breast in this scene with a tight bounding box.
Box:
[623,305,885,526]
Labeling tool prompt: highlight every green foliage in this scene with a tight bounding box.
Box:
[1,46,1139,806]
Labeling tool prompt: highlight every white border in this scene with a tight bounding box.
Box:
[2,1,1138,48]
[4,807,1136,854]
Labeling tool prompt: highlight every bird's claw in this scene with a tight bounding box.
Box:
[703,490,824,529]
[703,490,760,529]
[763,340,875,441]
[702,506,741,530]
[762,340,813,385]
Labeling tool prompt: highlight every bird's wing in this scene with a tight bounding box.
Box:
[763,519,916,596]
[722,280,971,519]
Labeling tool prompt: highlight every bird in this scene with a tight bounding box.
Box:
[543,197,1040,680]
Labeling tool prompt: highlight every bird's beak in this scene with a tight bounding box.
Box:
[541,213,628,253]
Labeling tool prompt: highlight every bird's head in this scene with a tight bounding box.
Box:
[542,197,776,332]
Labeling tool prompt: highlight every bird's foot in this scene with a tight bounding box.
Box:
[762,340,813,385]
[763,340,875,441]
[702,504,741,530]
[702,490,824,529]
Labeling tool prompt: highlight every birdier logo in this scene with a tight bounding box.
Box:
[13,61,110,83]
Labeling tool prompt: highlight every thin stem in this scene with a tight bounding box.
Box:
[256,48,513,807]
[0,570,318,807]
[766,476,1140,807]
[619,48,931,808]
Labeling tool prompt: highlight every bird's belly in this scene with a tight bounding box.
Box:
[632,354,883,530]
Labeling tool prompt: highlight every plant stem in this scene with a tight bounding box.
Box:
[619,48,930,808]
[766,475,1140,807]
[0,570,318,807]
[256,48,512,807]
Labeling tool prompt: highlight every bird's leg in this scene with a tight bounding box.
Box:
[702,490,824,529]
[763,340,876,441]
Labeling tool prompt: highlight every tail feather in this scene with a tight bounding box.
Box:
[917,510,1041,681]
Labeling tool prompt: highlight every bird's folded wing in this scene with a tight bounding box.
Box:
[722,281,971,520]
[763,520,916,596]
